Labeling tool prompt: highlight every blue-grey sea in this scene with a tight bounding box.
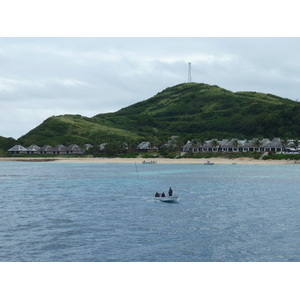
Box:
[1,160,300,262]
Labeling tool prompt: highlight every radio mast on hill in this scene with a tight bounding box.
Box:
[188,62,192,83]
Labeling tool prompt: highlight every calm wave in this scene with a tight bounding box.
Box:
[1,161,300,261]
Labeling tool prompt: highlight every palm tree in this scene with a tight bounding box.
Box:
[211,139,220,151]
[199,137,206,146]
[191,139,198,152]
[232,139,240,151]
[191,139,198,146]
[173,136,185,153]
[147,136,161,152]
[253,139,263,151]
[281,137,289,149]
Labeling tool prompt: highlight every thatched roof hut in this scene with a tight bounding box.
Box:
[38,145,54,154]
[27,145,40,154]
[66,144,84,154]
[8,145,28,154]
[52,145,67,154]
[264,138,284,152]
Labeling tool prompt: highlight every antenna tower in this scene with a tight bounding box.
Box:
[188,62,192,83]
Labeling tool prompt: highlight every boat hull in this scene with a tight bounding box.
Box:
[155,195,180,203]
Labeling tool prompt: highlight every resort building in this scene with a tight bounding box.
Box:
[6,137,289,155]
[65,144,85,155]
[27,145,40,154]
[182,138,285,154]
[263,138,284,152]
[38,145,54,155]
[52,145,67,155]
[7,145,28,154]
[8,144,85,155]
[136,141,158,153]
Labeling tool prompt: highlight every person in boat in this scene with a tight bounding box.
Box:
[168,187,173,196]
[161,192,166,197]
[155,192,160,197]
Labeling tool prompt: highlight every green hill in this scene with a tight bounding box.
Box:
[17,82,300,147]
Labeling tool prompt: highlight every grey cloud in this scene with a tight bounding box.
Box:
[1,37,300,138]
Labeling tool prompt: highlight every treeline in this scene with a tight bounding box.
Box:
[0,136,16,154]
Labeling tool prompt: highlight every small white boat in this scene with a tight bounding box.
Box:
[204,160,214,165]
[142,160,157,164]
[154,195,180,203]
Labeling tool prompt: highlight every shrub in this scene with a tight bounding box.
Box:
[263,154,300,160]
[141,153,159,158]
[119,152,139,158]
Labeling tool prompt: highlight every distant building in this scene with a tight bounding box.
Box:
[136,141,158,153]
[84,144,93,150]
[65,144,84,155]
[52,145,67,154]
[38,145,54,155]
[99,143,107,151]
[7,145,28,154]
[27,145,40,154]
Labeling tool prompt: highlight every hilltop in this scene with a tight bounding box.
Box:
[16,82,300,147]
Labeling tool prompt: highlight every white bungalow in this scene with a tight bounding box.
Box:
[66,144,84,155]
[8,145,28,154]
[222,139,241,152]
[242,138,259,152]
[263,138,284,153]
[38,145,54,155]
[136,141,158,153]
[182,141,193,152]
[52,145,67,154]
[27,145,40,154]
[202,139,223,152]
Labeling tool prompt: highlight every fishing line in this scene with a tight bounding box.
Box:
[135,162,139,178]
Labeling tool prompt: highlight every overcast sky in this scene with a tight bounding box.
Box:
[1,37,300,139]
[1,1,300,139]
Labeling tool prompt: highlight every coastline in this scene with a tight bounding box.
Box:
[0,156,298,165]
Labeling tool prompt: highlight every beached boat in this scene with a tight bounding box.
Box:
[204,160,214,165]
[142,160,157,164]
[154,195,180,203]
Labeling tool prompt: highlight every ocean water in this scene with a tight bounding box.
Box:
[1,161,300,262]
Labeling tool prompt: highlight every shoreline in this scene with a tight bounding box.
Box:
[0,156,299,165]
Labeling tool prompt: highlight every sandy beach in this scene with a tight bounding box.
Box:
[0,156,298,165]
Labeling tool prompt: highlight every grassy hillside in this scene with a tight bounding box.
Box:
[93,82,300,139]
[17,114,143,147]
[17,82,300,147]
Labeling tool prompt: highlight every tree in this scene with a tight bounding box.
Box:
[147,136,161,152]
[280,137,289,149]
[232,139,239,148]
[173,136,185,153]
[198,137,206,146]
[104,141,124,156]
[253,139,263,149]
[211,139,220,149]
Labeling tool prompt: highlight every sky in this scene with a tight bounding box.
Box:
[2,37,300,139]
[1,1,300,141]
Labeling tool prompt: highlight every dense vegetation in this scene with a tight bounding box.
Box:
[11,82,300,149]
[0,136,16,155]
